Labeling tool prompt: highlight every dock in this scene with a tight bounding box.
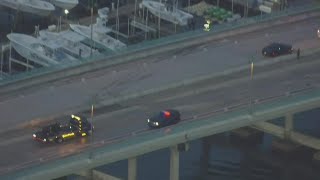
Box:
[0,43,10,75]
[1,42,35,76]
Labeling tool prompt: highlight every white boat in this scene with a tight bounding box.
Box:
[141,0,193,26]
[38,30,99,58]
[70,24,126,51]
[0,0,55,17]
[48,0,78,10]
[98,7,109,19]
[7,33,79,66]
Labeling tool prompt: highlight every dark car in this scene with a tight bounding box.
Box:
[32,114,93,143]
[262,43,293,57]
[147,110,181,128]
[33,123,62,143]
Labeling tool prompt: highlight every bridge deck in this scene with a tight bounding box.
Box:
[2,88,320,180]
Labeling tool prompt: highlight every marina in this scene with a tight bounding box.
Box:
[0,0,303,75]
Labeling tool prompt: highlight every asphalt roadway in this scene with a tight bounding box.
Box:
[0,17,320,130]
[1,16,320,176]
[1,47,320,176]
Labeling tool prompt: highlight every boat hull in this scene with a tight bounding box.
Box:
[70,24,126,51]
[141,1,193,26]
[21,3,55,16]
[7,33,79,66]
[0,0,55,16]
[49,0,78,10]
[38,30,97,58]
[8,36,51,66]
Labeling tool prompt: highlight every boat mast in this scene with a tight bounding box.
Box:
[173,0,178,13]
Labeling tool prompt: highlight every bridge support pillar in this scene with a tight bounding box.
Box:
[128,157,137,180]
[170,145,179,180]
[284,113,293,139]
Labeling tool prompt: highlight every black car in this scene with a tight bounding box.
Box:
[32,115,93,143]
[33,123,63,143]
[262,43,293,57]
[147,110,181,128]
